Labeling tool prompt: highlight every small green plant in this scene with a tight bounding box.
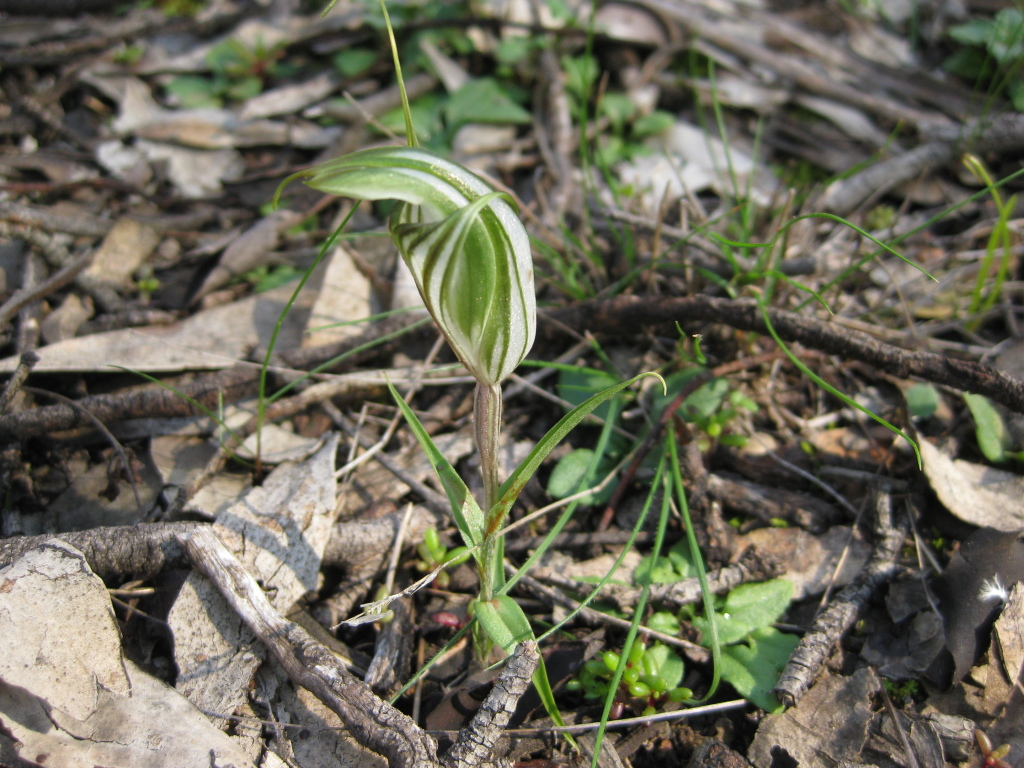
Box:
[962,154,1019,324]
[415,526,470,588]
[691,579,797,712]
[275,0,675,739]
[904,382,940,420]
[593,92,674,166]
[567,639,694,718]
[653,367,759,450]
[946,8,1024,111]
[639,540,797,713]
[165,37,286,108]
[963,392,1024,463]
[112,44,145,65]
[375,77,531,150]
[882,678,921,702]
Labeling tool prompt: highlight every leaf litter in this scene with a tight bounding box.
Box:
[1,0,1024,766]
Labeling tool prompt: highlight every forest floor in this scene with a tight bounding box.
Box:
[1,0,1023,766]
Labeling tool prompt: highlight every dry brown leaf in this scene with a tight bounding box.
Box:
[920,439,1024,531]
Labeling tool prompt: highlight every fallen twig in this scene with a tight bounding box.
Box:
[772,490,908,707]
[177,525,541,768]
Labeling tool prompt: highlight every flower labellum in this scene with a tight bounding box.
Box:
[283,146,536,386]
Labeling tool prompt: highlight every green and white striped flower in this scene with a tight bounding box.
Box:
[287,146,536,387]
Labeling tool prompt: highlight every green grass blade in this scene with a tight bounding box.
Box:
[591,464,671,767]
[666,431,721,702]
[491,371,664,526]
[377,0,416,147]
[111,366,252,466]
[534,456,665,642]
[756,301,921,467]
[502,395,626,597]
[255,205,355,465]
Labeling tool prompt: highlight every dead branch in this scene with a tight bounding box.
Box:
[3,292,1021,444]
[172,526,543,768]
[544,295,1024,415]
[772,490,908,707]
[179,525,444,768]
[823,113,1024,213]
[445,640,539,768]
[0,509,443,584]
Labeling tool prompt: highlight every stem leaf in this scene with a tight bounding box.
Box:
[475,596,572,740]
[387,380,485,550]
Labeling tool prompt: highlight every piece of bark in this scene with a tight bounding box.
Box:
[180,525,443,768]
[772,491,908,707]
[0,510,441,585]
[443,641,539,768]
[687,737,753,768]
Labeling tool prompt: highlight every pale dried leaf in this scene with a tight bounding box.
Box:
[241,71,341,121]
[150,434,252,517]
[304,243,374,348]
[0,282,311,373]
[169,434,341,722]
[1,659,256,768]
[48,450,163,530]
[81,217,160,289]
[920,439,1024,531]
[740,525,871,600]
[749,667,878,768]
[993,582,1024,693]
[0,541,130,721]
[41,293,94,344]
[135,139,245,199]
[195,209,303,298]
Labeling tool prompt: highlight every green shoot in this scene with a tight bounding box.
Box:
[963,154,1018,325]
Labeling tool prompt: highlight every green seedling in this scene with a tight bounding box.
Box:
[166,37,286,108]
[566,639,694,718]
[112,44,145,65]
[905,382,940,420]
[963,392,1024,463]
[946,8,1024,111]
[415,526,470,589]
[963,154,1019,325]
[376,78,530,150]
[636,539,697,585]
[638,548,796,713]
[690,579,796,712]
[332,48,378,78]
[593,92,674,166]
[652,367,759,450]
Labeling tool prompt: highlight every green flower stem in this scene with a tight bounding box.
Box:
[476,381,502,514]
[476,380,503,601]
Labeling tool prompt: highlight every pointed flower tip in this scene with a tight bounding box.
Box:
[300,146,536,386]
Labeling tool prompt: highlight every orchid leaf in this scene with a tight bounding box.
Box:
[387,380,485,551]
[475,596,571,739]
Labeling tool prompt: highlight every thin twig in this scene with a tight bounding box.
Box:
[0,242,94,326]
[773,490,908,707]
[0,351,38,413]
